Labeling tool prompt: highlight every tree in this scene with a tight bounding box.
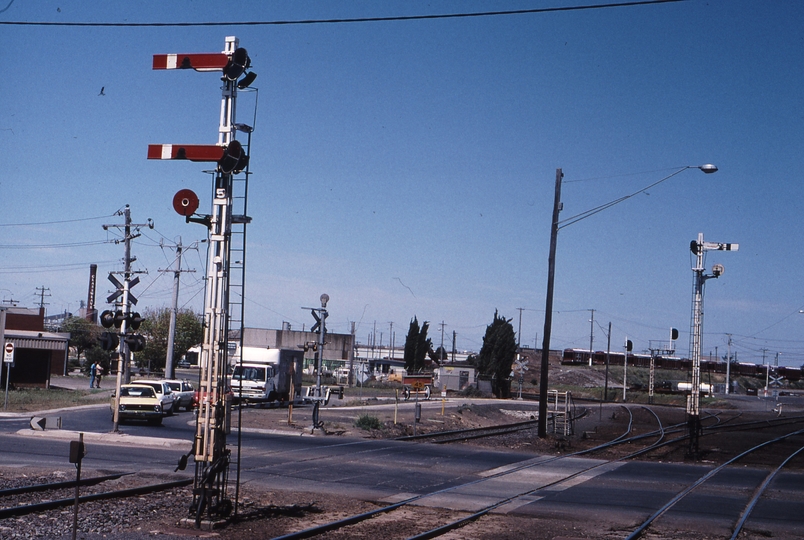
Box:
[84,347,114,377]
[429,346,448,365]
[477,310,517,398]
[137,308,203,371]
[403,316,432,374]
[62,316,102,364]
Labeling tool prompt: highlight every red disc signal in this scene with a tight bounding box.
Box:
[173,189,199,217]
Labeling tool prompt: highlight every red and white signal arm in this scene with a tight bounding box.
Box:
[4,342,14,364]
[152,53,229,72]
[147,144,224,162]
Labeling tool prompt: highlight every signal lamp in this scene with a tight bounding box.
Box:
[100,310,116,329]
[99,332,119,351]
[218,140,248,175]
[124,334,146,353]
[113,310,126,328]
[129,312,144,331]
[224,48,249,81]
[237,71,257,89]
[173,189,200,217]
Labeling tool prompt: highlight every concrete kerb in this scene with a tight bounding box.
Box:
[14,427,193,450]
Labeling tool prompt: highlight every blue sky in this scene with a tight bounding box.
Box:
[1,1,803,365]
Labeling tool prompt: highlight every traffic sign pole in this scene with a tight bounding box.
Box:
[3,340,13,410]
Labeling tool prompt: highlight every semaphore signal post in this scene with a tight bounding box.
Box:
[148,36,256,527]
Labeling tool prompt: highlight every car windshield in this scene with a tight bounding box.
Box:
[121,386,156,398]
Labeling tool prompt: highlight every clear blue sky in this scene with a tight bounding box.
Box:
[1,1,802,366]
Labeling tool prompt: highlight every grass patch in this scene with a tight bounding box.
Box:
[354,413,383,431]
[2,388,108,412]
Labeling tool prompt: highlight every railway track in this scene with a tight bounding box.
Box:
[0,473,192,520]
[267,407,804,539]
[625,426,804,539]
[270,405,663,540]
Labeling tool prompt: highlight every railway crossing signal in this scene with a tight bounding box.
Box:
[98,332,119,351]
[106,274,139,306]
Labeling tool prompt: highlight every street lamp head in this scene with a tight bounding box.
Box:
[320,294,329,308]
[699,164,718,174]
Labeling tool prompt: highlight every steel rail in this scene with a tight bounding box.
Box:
[0,478,192,520]
[730,444,804,540]
[271,405,641,540]
[395,418,538,442]
[404,406,663,540]
[0,472,133,498]
[625,427,804,540]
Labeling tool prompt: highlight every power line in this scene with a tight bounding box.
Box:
[0,240,110,249]
[0,214,114,227]
[0,1,685,27]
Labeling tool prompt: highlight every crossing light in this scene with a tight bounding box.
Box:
[625,339,633,352]
[100,310,116,329]
[129,312,144,331]
[99,332,119,351]
[113,310,126,328]
[124,334,146,353]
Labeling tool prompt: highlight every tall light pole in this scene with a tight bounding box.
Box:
[538,165,719,439]
[688,232,738,457]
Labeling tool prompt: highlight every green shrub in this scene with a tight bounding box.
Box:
[355,414,383,431]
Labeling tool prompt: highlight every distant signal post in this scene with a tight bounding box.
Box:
[688,232,737,457]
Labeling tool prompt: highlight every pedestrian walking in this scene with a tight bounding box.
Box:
[95,363,103,388]
[89,362,96,388]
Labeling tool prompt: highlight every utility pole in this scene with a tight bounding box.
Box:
[103,205,151,431]
[588,309,595,366]
[539,168,563,438]
[388,322,394,360]
[35,286,50,314]
[725,334,732,395]
[604,322,611,402]
[439,321,446,363]
[161,239,196,380]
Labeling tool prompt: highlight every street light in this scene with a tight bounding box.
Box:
[537,164,718,438]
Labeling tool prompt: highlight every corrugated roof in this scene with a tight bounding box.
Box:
[4,330,70,351]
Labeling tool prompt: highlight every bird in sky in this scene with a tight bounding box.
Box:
[98,87,105,96]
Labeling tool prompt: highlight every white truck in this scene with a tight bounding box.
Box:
[229,347,304,404]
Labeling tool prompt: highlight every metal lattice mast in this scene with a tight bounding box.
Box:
[148,36,257,524]
[687,232,738,457]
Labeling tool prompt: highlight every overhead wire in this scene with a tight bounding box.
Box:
[0,1,686,27]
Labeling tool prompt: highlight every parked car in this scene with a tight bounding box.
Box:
[112,384,164,425]
[131,379,176,415]
[177,359,192,368]
[163,379,194,411]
